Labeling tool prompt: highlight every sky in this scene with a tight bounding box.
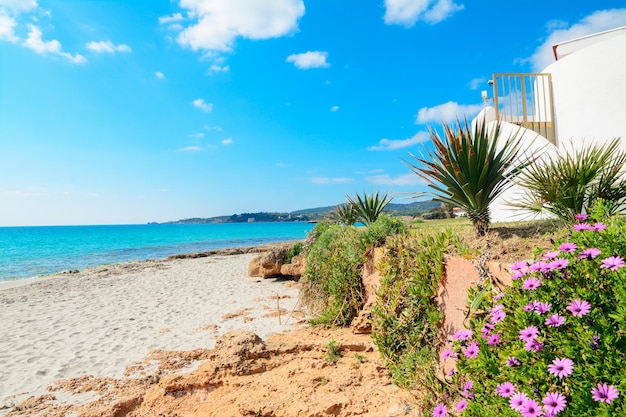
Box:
[1,1,625,226]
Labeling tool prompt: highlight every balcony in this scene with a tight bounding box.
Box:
[492,73,556,145]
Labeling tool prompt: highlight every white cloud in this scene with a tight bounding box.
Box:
[286,51,329,69]
[310,177,353,185]
[23,24,86,64]
[527,8,626,71]
[415,101,483,124]
[0,0,38,13]
[368,132,429,151]
[179,146,204,152]
[155,71,165,79]
[171,0,304,53]
[384,0,463,27]
[204,125,222,131]
[158,12,183,25]
[209,64,230,73]
[222,137,233,145]
[86,40,131,53]
[192,98,213,112]
[468,77,486,90]
[330,105,339,112]
[365,173,425,186]
[0,13,17,42]
[188,132,204,138]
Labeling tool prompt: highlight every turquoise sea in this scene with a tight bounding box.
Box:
[0,222,315,282]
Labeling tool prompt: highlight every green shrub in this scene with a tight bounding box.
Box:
[371,231,455,402]
[435,209,626,416]
[284,241,303,264]
[301,217,408,326]
[361,214,408,248]
[301,224,366,326]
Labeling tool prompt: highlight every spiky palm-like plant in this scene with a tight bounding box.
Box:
[405,119,528,236]
[510,138,626,222]
[332,202,358,226]
[346,191,393,226]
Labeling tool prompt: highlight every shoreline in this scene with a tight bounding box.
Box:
[0,241,298,291]
[0,246,306,413]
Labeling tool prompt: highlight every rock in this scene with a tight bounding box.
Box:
[248,244,304,278]
[280,255,305,277]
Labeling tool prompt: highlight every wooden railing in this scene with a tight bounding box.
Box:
[492,73,556,145]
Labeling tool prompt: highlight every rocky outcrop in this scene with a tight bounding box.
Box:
[248,245,306,279]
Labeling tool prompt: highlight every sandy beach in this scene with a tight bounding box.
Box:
[0,252,305,413]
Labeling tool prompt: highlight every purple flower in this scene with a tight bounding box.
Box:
[453,329,473,341]
[529,261,550,272]
[463,380,474,393]
[547,357,574,378]
[493,292,506,301]
[579,248,601,259]
[543,251,561,259]
[481,323,495,338]
[463,341,479,358]
[455,399,468,412]
[549,258,569,270]
[591,383,619,404]
[496,382,516,397]
[510,261,528,271]
[490,305,506,324]
[573,223,595,231]
[575,213,589,221]
[566,299,591,317]
[534,302,551,314]
[590,335,600,350]
[542,392,567,414]
[545,314,566,327]
[559,242,578,252]
[523,302,536,312]
[524,339,544,352]
[519,326,539,342]
[509,392,528,411]
[522,277,542,290]
[594,222,607,231]
[511,270,525,280]
[600,255,625,271]
[506,356,521,367]
[521,398,543,417]
[487,333,500,346]
[433,403,447,417]
[441,349,457,359]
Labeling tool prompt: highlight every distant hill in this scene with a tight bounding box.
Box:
[162,200,441,224]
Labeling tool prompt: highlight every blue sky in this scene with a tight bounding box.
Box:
[1,1,625,226]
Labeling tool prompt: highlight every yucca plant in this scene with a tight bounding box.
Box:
[405,119,529,236]
[510,138,626,222]
[332,202,358,226]
[346,190,393,226]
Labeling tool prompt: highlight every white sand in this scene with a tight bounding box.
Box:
[0,253,304,411]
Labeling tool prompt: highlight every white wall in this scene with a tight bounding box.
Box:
[544,31,626,151]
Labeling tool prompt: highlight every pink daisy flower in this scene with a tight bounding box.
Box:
[495,382,516,397]
[509,392,529,411]
[433,403,447,417]
[542,392,567,414]
[453,329,473,341]
[455,399,468,412]
[591,383,619,404]
[519,326,539,342]
[521,398,543,417]
[547,357,574,378]
[600,255,625,271]
[522,277,541,290]
[545,314,566,327]
[559,242,578,252]
[463,341,479,358]
[579,247,601,259]
[566,299,591,317]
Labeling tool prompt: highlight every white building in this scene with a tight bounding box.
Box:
[475,26,626,222]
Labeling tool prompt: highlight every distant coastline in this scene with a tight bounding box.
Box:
[156,200,441,225]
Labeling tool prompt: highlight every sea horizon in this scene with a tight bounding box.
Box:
[0,222,315,282]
